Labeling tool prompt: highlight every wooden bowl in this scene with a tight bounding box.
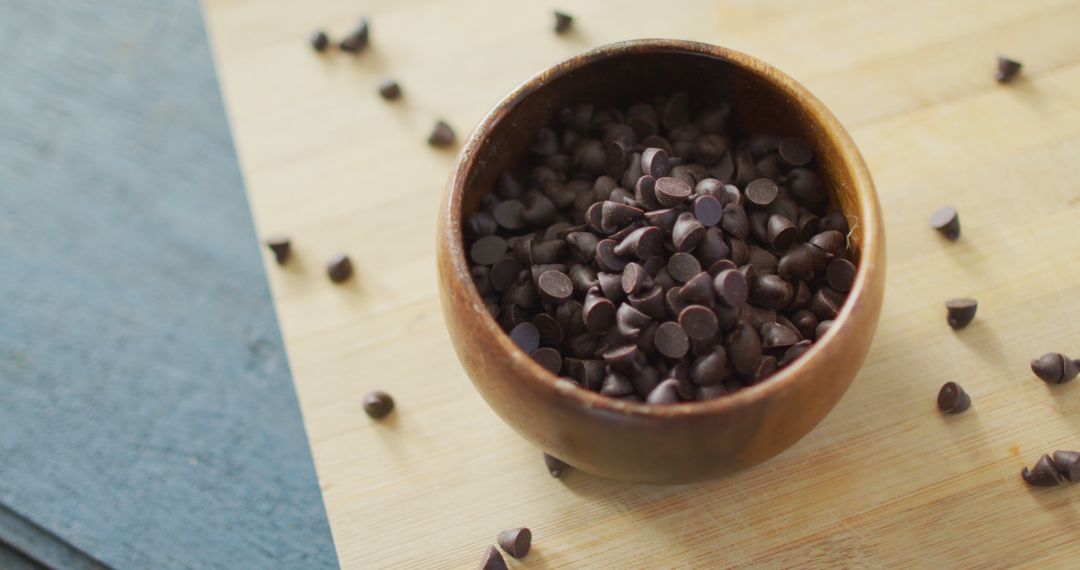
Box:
[437,39,884,484]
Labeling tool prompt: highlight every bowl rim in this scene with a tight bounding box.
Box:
[443,38,881,419]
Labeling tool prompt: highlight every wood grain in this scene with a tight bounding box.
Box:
[204,0,1080,567]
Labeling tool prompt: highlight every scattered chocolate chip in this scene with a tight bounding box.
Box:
[378,78,402,100]
[929,206,960,240]
[338,18,370,53]
[553,10,573,34]
[646,378,681,404]
[326,253,353,283]
[362,390,394,419]
[1022,454,1061,487]
[995,55,1022,84]
[945,298,977,330]
[497,528,532,559]
[543,453,567,478]
[428,120,456,148]
[1052,450,1080,482]
[265,236,291,265]
[480,545,509,570]
[937,382,971,414]
[310,30,330,52]
[1031,352,1080,385]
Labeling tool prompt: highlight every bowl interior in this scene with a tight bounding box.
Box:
[458,42,866,265]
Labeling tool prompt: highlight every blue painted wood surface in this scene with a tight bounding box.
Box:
[0,1,338,567]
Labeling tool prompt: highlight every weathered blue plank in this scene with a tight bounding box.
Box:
[0,1,338,568]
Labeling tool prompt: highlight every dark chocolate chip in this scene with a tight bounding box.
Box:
[778,137,812,167]
[428,120,456,148]
[929,206,960,240]
[766,215,798,252]
[693,195,723,227]
[667,252,702,283]
[497,527,532,559]
[654,321,689,358]
[377,78,402,100]
[655,177,693,206]
[672,212,705,252]
[728,323,762,374]
[937,381,971,414]
[582,287,616,335]
[826,258,857,293]
[809,230,846,257]
[1022,454,1061,487]
[566,232,599,262]
[621,262,653,295]
[532,313,564,345]
[809,287,844,320]
[745,178,779,207]
[310,30,330,52]
[945,298,977,330]
[614,226,662,259]
[628,285,666,320]
[761,322,800,350]
[753,355,778,381]
[338,18,370,53]
[642,147,671,178]
[1052,450,1080,482]
[752,274,793,310]
[720,204,750,238]
[778,339,812,367]
[816,319,834,339]
[362,390,394,419]
[509,322,541,353]
[995,55,1022,84]
[537,270,573,302]
[1031,352,1080,384]
[597,271,625,303]
[644,208,678,233]
[532,347,563,374]
[595,239,627,272]
[543,452,567,478]
[265,236,291,265]
[777,244,816,281]
[553,10,573,34]
[677,272,714,306]
[634,175,661,209]
[712,269,747,307]
[690,347,729,386]
[646,378,681,405]
[601,371,634,396]
[679,305,719,340]
[326,253,353,283]
[791,310,819,340]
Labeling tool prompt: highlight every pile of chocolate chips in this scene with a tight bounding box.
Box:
[464,92,856,404]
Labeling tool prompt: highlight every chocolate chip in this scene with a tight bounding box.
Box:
[595,239,627,272]
[693,195,724,227]
[543,453,568,478]
[642,147,671,178]
[362,390,394,419]
[469,236,506,266]
[995,55,1022,84]
[310,30,330,52]
[1052,450,1080,482]
[752,274,792,310]
[810,287,844,320]
[777,340,811,367]
[265,236,291,265]
[761,322,800,350]
[936,382,971,414]
[929,206,960,240]
[531,347,563,374]
[660,92,689,130]
[720,204,750,238]
[653,322,689,358]
[326,254,353,283]
[690,348,728,386]
[778,137,812,167]
[712,269,747,307]
[1022,454,1061,487]
[695,229,730,266]
[667,253,702,283]
[621,263,652,295]
[945,298,977,330]
[646,378,681,404]
[597,271,624,303]
[582,287,615,335]
[679,305,719,340]
[629,285,666,320]
[791,310,819,339]
[745,178,779,207]
[600,371,634,396]
[377,78,402,100]
[614,226,662,259]
[672,212,705,252]
[826,258,857,293]
[509,322,541,353]
[809,230,846,257]
[615,303,652,339]
[497,527,532,559]
[776,244,814,281]
[728,323,762,374]
[1031,352,1080,384]
[655,177,692,206]
[537,270,573,301]
[677,272,714,306]
[428,120,456,148]
[532,313,564,345]
[766,215,797,252]
[819,211,849,234]
[553,10,573,34]
[644,208,678,233]
[816,319,834,339]
[338,18,370,53]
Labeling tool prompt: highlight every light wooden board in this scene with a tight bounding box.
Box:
[204,0,1080,567]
